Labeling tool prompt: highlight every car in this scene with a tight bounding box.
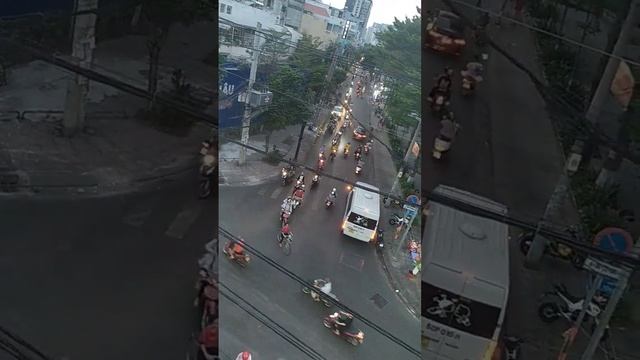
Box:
[331,105,343,117]
[424,10,466,56]
[353,126,367,141]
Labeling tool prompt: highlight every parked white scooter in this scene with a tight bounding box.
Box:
[538,283,606,323]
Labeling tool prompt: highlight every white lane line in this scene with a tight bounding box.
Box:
[270,187,283,199]
[165,202,204,239]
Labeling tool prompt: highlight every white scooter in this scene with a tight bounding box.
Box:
[432,120,459,160]
[538,283,606,323]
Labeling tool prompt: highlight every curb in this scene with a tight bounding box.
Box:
[0,158,199,199]
[376,248,419,319]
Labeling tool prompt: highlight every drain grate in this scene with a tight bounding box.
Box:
[339,252,365,271]
[370,293,388,309]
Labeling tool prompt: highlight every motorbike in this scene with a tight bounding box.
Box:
[292,195,303,210]
[364,144,370,155]
[503,336,524,360]
[295,174,305,188]
[343,148,350,158]
[355,152,362,161]
[323,313,365,346]
[433,121,460,160]
[311,174,319,188]
[461,76,475,96]
[429,92,449,114]
[301,280,338,307]
[518,231,585,269]
[325,197,335,208]
[222,241,250,268]
[193,324,219,360]
[537,283,605,323]
[198,155,216,199]
[355,162,363,175]
[280,210,291,226]
[317,158,326,170]
[281,167,295,186]
[375,229,384,252]
[330,149,337,161]
[389,213,409,226]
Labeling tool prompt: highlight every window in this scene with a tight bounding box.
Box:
[326,23,332,31]
[220,4,226,13]
[226,5,232,14]
[347,212,377,230]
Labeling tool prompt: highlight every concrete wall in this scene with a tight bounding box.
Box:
[299,13,339,48]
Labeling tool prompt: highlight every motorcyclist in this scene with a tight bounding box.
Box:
[326,188,337,205]
[333,310,354,335]
[295,173,305,188]
[225,238,245,260]
[279,223,293,246]
[281,197,293,220]
[319,145,326,158]
[461,60,484,89]
[311,278,333,301]
[344,142,351,154]
[435,67,454,91]
[356,159,365,173]
[235,351,252,360]
[292,186,305,206]
[439,117,458,143]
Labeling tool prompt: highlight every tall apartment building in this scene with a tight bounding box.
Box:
[344,0,372,42]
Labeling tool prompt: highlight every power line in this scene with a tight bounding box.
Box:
[446,0,640,68]
[217,281,326,360]
[217,226,422,357]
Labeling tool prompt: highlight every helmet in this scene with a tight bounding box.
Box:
[332,188,336,192]
[238,351,252,360]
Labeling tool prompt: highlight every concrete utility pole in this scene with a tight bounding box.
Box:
[239,22,262,166]
[389,114,421,196]
[581,0,640,185]
[62,0,98,137]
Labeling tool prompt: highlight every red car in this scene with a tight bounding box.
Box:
[353,126,367,141]
[424,10,466,56]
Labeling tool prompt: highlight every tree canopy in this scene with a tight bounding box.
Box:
[263,65,312,132]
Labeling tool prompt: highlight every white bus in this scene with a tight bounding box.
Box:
[422,185,509,360]
[342,182,380,242]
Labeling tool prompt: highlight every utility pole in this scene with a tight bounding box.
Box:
[239,22,262,166]
[62,0,98,137]
[389,115,421,196]
[579,0,640,185]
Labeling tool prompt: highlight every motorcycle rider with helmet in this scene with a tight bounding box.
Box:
[344,142,351,155]
[326,188,337,204]
[279,223,293,246]
[225,238,246,261]
[292,186,305,206]
[333,310,354,335]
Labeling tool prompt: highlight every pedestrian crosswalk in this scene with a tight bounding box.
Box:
[165,201,204,239]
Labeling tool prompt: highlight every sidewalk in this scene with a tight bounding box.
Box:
[476,0,640,357]
[0,22,217,197]
[367,100,421,318]
[218,123,316,187]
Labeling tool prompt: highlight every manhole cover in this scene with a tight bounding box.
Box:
[370,293,388,309]
[339,252,365,271]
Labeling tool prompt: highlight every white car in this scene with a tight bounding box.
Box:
[331,106,343,117]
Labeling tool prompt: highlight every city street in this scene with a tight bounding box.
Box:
[219,82,420,359]
[0,174,216,360]
[422,0,600,358]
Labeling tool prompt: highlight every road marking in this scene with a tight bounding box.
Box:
[270,187,283,199]
[257,187,267,196]
[165,202,204,239]
[122,207,152,227]
[339,252,365,272]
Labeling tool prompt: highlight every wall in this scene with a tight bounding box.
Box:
[299,13,339,48]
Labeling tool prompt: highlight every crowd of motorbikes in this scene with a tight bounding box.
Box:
[427,61,484,160]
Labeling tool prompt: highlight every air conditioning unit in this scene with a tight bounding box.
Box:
[248,90,273,107]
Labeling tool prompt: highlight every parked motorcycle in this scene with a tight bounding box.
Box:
[389,213,409,226]
[323,313,365,346]
[222,241,251,268]
[375,229,385,252]
[301,280,338,307]
[538,283,605,323]
[518,231,585,269]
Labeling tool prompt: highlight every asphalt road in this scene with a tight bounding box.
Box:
[423,1,596,359]
[219,90,420,359]
[0,175,216,360]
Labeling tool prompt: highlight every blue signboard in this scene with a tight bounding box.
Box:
[593,227,633,254]
[219,62,270,128]
[406,194,420,206]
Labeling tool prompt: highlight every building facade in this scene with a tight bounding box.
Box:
[344,0,372,43]
[298,0,344,48]
[363,22,389,46]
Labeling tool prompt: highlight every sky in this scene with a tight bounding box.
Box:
[323,0,420,27]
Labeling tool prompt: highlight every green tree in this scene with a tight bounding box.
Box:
[290,34,330,100]
[136,0,213,107]
[261,29,292,73]
[262,66,312,150]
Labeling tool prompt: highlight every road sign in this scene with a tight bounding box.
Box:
[403,205,418,219]
[583,257,630,280]
[593,227,633,254]
[406,194,420,205]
